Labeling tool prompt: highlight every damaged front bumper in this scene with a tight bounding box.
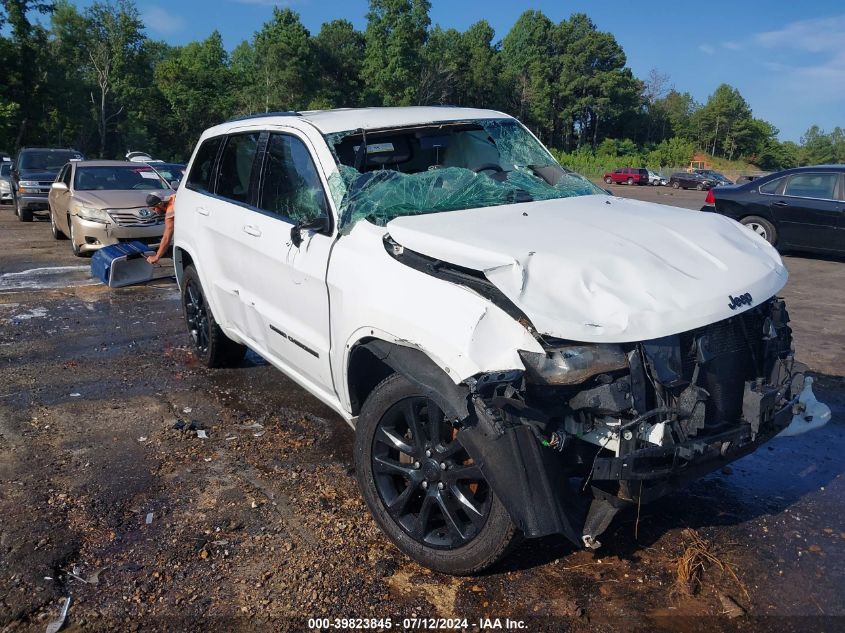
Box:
[453,298,831,551]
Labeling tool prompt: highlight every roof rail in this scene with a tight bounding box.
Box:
[226,111,301,123]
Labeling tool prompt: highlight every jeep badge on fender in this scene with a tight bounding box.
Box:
[728,293,753,310]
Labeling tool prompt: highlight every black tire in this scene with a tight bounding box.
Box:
[671,181,680,189]
[740,215,777,246]
[696,183,704,191]
[355,373,518,575]
[181,265,246,368]
[50,205,66,239]
[626,177,634,185]
[604,177,612,184]
[15,195,33,222]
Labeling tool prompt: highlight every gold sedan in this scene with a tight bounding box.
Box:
[48,160,174,256]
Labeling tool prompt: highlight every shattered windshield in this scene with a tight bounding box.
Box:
[325,119,604,230]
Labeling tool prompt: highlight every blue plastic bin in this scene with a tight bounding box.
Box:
[90,241,155,288]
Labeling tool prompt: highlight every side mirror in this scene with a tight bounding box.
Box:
[51,182,68,191]
[290,215,330,248]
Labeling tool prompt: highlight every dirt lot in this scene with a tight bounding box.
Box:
[0,192,843,632]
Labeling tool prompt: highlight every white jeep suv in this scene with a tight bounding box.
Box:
[174,107,829,575]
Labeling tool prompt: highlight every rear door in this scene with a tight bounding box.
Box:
[206,131,265,340]
[181,132,261,338]
[770,172,842,251]
[235,129,336,395]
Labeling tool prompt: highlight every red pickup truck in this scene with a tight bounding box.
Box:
[603,167,649,185]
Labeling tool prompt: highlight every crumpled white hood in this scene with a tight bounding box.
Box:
[386,195,788,343]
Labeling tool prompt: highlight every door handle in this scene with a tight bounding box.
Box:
[773,201,789,207]
[196,206,209,216]
[242,224,262,237]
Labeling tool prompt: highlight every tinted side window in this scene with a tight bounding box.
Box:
[257,134,328,223]
[216,133,260,204]
[0,163,10,176]
[784,173,837,200]
[759,177,783,194]
[186,137,223,193]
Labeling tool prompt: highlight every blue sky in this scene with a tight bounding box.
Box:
[71,0,845,142]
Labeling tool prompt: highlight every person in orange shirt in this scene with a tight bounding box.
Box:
[144,192,175,264]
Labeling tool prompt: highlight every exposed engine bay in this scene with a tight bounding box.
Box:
[375,237,830,549]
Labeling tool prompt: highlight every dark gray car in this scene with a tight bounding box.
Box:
[11,147,84,221]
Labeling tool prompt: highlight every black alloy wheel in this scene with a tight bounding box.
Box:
[371,395,491,549]
[184,277,210,356]
[355,373,517,575]
[180,265,246,367]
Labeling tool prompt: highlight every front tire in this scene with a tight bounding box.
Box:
[68,215,85,257]
[355,373,517,575]
[50,205,66,239]
[626,177,634,185]
[181,265,246,368]
[604,177,612,184]
[740,215,777,246]
[15,195,33,222]
[671,181,680,189]
[696,183,704,191]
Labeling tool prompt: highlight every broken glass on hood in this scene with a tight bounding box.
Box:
[325,119,605,231]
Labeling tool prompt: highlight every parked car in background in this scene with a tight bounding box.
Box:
[48,160,173,256]
[124,151,185,187]
[0,162,12,205]
[173,106,826,575]
[701,165,845,254]
[736,174,766,184]
[647,170,667,186]
[694,169,733,186]
[152,162,186,186]
[668,172,713,190]
[603,167,649,185]
[12,147,84,221]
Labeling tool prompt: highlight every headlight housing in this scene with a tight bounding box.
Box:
[519,344,628,386]
[18,180,41,192]
[75,205,110,224]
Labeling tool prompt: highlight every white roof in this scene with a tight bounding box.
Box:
[204,107,514,145]
[299,107,511,134]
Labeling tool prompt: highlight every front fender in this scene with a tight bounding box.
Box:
[330,222,543,414]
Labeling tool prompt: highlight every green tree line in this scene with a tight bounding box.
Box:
[1,0,842,169]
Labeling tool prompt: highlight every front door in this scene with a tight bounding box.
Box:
[236,130,335,395]
[50,164,74,233]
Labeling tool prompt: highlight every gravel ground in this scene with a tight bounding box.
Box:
[0,193,843,633]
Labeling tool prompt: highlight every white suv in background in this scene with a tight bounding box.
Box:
[174,107,828,575]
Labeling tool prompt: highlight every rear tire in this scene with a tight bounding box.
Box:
[181,265,247,368]
[626,177,634,185]
[604,177,612,184]
[355,373,518,575]
[740,215,777,246]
